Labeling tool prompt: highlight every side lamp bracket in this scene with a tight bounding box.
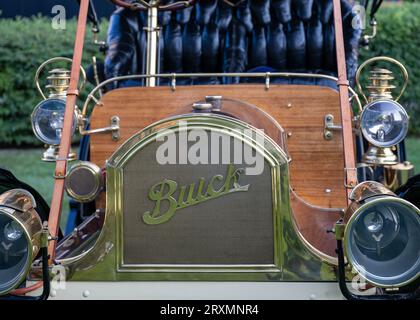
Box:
[78,115,120,141]
[324,114,343,140]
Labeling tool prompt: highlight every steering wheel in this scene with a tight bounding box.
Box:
[109,0,196,11]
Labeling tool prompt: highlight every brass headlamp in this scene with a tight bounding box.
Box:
[0,189,43,295]
[341,181,420,288]
[32,57,86,161]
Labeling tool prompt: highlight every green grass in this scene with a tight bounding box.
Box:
[0,138,419,230]
[0,148,70,229]
[406,137,420,173]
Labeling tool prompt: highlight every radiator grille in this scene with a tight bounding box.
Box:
[121,131,275,265]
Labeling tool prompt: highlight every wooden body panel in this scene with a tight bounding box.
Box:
[90,84,347,208]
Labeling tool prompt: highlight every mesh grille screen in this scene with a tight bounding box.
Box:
[122,131,274,265]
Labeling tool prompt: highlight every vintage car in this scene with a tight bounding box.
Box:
[0,0,419,300]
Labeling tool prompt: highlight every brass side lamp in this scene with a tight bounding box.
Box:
[32,57,86,161]
[356,58,409,164]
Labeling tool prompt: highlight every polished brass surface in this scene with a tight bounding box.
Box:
[355,56,409,104]
[35,57,86,100]
[115,114,282,272]
[81,72,363,117]
[0,189,37,212]
[142,164,250,225]
[361,18,377,48]
[384,162,414,192]
[34,58,81,162]
[45,68,71,99]
[41,145,77,162]
[54,210,104,270]
[290,190,343,265]
[0,189,43,294]
[65,161,103,203]
[365,68,395,102]
[362,145,398,166]
[57,114,338,282]
[356,57,409,166]
[348,181,395,204]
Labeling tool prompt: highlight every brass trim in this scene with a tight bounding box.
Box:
[111,114,286,274]
[289,190,344,266]
[55,114,339,282]
[81,72,363,117]
[356,56,409,104]
[348,181,395,203]
[35,57,86,100]
[65,161,103,203]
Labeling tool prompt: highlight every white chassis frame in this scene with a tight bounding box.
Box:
[27,281,376,300]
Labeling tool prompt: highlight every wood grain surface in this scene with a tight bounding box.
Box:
[90,84,348,208]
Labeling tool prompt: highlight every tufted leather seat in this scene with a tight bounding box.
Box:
[104,0,361,89]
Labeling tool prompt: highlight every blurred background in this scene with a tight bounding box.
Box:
[0,0,418,227]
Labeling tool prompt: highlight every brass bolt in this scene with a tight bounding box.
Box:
[325,131,333,139]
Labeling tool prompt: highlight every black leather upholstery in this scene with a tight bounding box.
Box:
[104,0,361,88]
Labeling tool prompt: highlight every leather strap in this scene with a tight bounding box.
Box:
[337,78,350,86]
[48,0,90,259]
[332,0,358,202]
[66,89,79,96]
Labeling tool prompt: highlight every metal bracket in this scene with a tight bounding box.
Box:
[323,114,342,140]
[333,219,345,241]
[265,72,270,90]
[344,167,358,189]
[79,116,120,141]
[171,73,176,91]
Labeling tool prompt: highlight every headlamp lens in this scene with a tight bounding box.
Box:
[4,220,24,241]
[346,198,420,287]
[0,213,30,294]
[360,100,409,147]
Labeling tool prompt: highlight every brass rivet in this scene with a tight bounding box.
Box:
[287,102,292,108]
[287,132,292,137]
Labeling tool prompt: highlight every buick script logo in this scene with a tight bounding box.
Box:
[142,164,250,225]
